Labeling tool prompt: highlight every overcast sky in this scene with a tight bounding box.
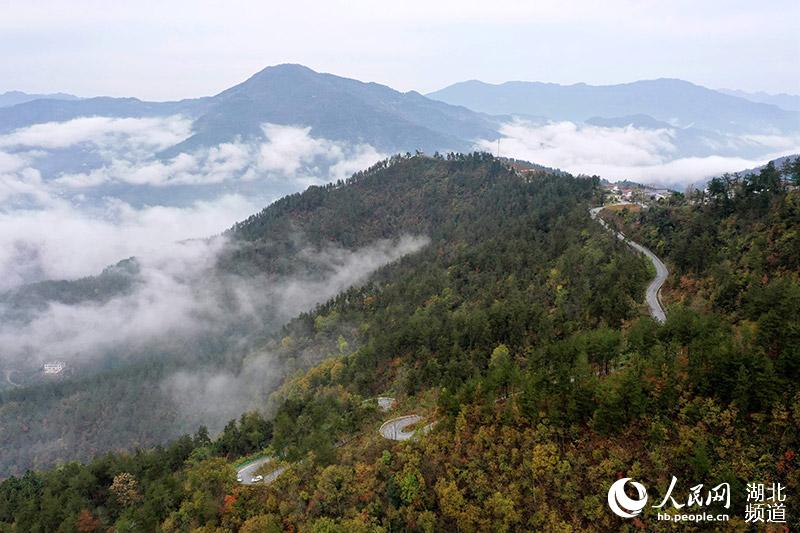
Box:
[1,0,799,100]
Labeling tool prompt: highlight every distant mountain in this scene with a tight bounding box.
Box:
[0,65,500,154]
[0,258,139,323]
[0,96,209,134]
[165,64,501,155]
[428,78,800,133]
[2,68,796,203]
[0,90,80,108]
[718,88,800,112]
[733,153,799,176]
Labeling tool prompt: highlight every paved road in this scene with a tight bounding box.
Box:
[376,396,395,411]
[379,414,433,441]
[236,457,286,486]
[590,206,668,323]
[237,397,431,484]
[4,369,21,388]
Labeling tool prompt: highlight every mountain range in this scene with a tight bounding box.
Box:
[2,66,798,159]
[0,67,797,213]
[427,78,800,134]
[0,90,80,108]
[718,88,800,112]
[0,65,500,154]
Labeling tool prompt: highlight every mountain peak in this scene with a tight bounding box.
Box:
[235,63,320,88]
[161,63,499,156]
[253,63,317,76]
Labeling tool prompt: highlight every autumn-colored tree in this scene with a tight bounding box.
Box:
[76,509,100,532]
[110,472,141,507]
[240,514,282,533]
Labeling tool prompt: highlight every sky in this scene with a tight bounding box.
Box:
[1,0,798,100]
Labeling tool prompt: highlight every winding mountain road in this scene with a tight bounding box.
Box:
[237,205,665,487]
[236,396,427,486]
[379,415,423,441]
[4,370,21,388]
[590,206,668,323]
[236,457,286,486]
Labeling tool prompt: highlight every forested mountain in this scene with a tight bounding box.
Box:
[0,258,139,322]
[0,153,636,478]
[1,155,798,531]
[733,153,800,176]
[428,78,800,134]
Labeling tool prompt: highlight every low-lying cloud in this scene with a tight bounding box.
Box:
[0,113,420,448]
[479,119,800,188]
[53,126,384,188]
[161,235,430,427]
[0,234,428,368]
[0,116,387,291]
[0,116,193,152]
[0,231,428,432]
[0,118,387,190]
[0,194,261,290]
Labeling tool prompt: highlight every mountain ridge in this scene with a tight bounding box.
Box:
[0,64,501,155]
[428,77,800,133]
[0,90,80,108]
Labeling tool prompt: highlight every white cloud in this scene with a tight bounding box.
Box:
[0,116,389,294]
[160,234,430,429]
[0,238,229,363]
[479,119,800,188]
[0,150,51,204]
[0,116,192,152]
[0,151,29,173]
[257,124,336,175]
[36,121,387,188]
[488,120,676,167]
[0,233,428,400]
[0,194,261,290]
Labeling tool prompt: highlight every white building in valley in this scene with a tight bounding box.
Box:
[43,361,65,374]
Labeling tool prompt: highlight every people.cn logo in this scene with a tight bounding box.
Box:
[608,478,649,518]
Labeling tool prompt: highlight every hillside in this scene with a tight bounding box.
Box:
[0,153,652,529]
[1,155,797,531]
[0,153,643,477]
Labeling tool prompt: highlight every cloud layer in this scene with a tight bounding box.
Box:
[161,235,430,427]
[0,116,193,152]
[0,117,385,193]
[479,119,800,188]
[0,117,387,290]
[0,194,260,290]
[0,234,428,370]
[0,114,421,444]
